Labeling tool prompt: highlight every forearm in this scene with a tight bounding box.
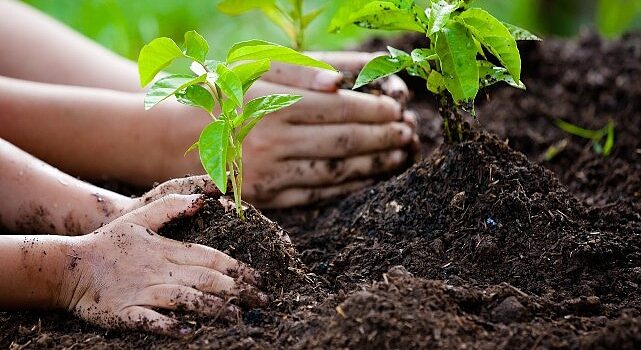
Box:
[0,235,77,310]
[0,0,142,92]
[0,75,194,186]
[0,138,132,235]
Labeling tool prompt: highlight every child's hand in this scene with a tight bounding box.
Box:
[64,193,265,337]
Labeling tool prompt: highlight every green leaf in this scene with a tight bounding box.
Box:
[183,31,209,63]
[458,8,521,81]
[231,59,271,93]
[176,85,215,113]
[387,46,410,58]
[503,22,542,41]
[236,94,303,142]
[435,21,479,104]
[478,61,525,90]
[214,64,244,108]
[554,119,602,140]
[303,7,325,28]
[227,40,335,71]
[354,55,412,89]
[144,74,206,110]
[199,120,230,193]
[138,37,184,87]
[329,0,426,34]
[411,48,437,63]
[603,120,615,156]
[184,142,199,157]
[427,0,458,36]
[427,70,446,94]
[217,0,275,15]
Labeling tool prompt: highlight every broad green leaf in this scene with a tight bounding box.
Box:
[176,85,215,113]
[427,70,446,94]
[217,0,275,15]
[214,64,244,108]
[458,8,521,81]
[427,0,458,36]
[354,55,412,89]
[138,37,184,87]
[231,59,271,93]
[199,120,230,193]
[236,94,302,142]
[227,40,335,71]
[183,31,209,63]
[435,21,479,103]
[144,74,206,110]
[478,61,525,90]
[329,0,426,34]
[503,22,542,41]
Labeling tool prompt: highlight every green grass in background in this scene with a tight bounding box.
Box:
[22,0,641,63]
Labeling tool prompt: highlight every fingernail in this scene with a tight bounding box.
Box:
[400,125,413,143]
[312,71,343,91]
[392,150,408,163]
[179,327,193,336]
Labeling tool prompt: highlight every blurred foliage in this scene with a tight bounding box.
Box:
[21,0,385,60]
[22,0,641,61]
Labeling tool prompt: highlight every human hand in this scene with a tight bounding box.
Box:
[63,193,265,337]
[157,52,418,208]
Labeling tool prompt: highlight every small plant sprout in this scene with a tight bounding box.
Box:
[551,119,615,158]
[331,0,541,143]
[217,0,324,51]
[138,31,335,219]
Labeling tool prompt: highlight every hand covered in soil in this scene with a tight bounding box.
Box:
[64,194,266,337]
[161,52,418,208]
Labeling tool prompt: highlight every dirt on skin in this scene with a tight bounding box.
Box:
[2,33,641,349]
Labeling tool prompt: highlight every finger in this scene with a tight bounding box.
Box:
[171,267,268,307]
[381,75,410,103]
[139,284,240,321]
[258,180,374,209]
[141,176,220,204]
[125,194,204,232]
[285,89,403,124]
[277,122,414,158]
[267,150,407,189]
[261,62,343,92]
[306,51,385,73]
[166,243,261,285]
[119,306,190,338]
[404,110,418,130]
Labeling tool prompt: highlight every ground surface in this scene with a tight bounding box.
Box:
[1,32,640,349]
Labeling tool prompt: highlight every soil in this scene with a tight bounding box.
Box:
[2,32,641,349]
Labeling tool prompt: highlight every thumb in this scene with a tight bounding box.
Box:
[124,194,204,231]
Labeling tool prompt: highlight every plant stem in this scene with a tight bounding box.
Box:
[293,0,305,51]
[438,94,466,143]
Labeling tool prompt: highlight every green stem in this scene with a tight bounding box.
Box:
[293,0,305,51]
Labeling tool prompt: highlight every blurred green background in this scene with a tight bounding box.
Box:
[22,0,641,61]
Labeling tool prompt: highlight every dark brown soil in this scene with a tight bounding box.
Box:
[2,32,641,349]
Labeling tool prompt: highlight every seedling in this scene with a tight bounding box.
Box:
[217,0,324,51]
[331,0,540,143]
[547,119,615,159]
[138,30,335,219]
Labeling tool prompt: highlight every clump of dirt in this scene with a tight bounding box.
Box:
[297,267,641,350]
[291,131,641,315]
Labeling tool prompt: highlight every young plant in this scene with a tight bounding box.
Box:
[217,0,324,51]
[553,119,615,157]
[138,30,335,219]
[330,0,540,143]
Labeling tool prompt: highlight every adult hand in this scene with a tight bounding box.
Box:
[64,194,265,337]
[160,52,418,208]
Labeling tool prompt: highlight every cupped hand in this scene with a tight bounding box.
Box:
[158,51,418,208]
[65,193,265,337]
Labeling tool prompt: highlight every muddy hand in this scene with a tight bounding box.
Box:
[63,194,266,337]
[263,51,410,102]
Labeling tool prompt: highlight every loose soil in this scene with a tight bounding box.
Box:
[2,32,641,349]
